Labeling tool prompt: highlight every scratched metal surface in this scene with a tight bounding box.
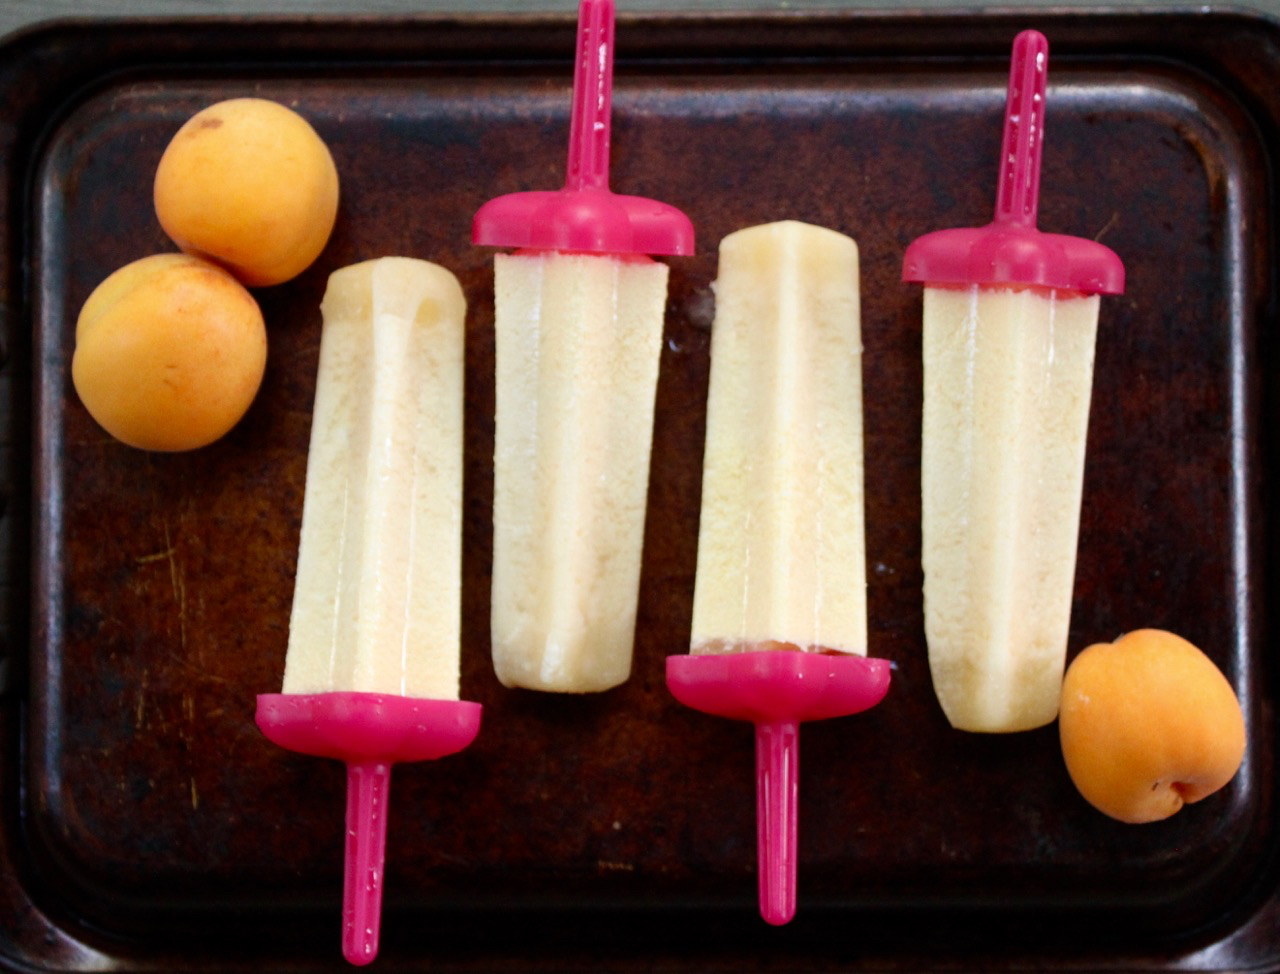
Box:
[1,7,1277,972]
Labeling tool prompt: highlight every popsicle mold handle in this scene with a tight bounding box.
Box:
[566,0,614,192]
[901,29,1124,294]
[756,720,800,925]
[666,652,890,924]
[471,0,694,256]
[995,29,1048,228]
[344,761,391,966]
[255,692,483,966]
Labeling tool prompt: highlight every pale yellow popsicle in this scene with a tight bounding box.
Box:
[283,257,465,701]
[691,221,867,657]
[921,284,1099,732]
[491,251,668,692]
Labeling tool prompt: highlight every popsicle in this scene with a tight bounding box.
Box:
[667,221,891,925]
[902,30,1125,733]
[473,0,694,692]
[256,257,482,966]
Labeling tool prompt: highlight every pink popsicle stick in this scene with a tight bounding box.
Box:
[344,761,390,965]
[756,720,799,925]
[565,0,614,193]
[901,29,1124,294]
[666,652,890,924]
[994,29,1048,228]
[256,692,482,966]
[472,0,693,257]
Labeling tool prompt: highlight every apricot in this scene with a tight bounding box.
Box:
[72,253,267,451]
[154,97,339,287]
[1059,629,1246,824]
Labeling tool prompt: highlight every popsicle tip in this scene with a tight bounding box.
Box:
[1014,27,1049,50]
[342,937,378,967]
[762,898,797,926]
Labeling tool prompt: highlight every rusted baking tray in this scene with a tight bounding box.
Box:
[0,6,1277,972]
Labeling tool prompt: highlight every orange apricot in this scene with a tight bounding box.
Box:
[72,253,267,451]
[1058,628,1245,824]
[154,97,339,287]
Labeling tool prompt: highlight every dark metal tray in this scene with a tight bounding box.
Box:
[1,7,1278,971]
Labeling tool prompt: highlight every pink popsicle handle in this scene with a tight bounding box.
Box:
[470,0,692,255]
[667,653,890,924]
[994,29,1049,228]
[901,29,1122,294]
[343,761,391,966]
[756,720,799,926]
[565,0,615,192]
[256,693,482,966]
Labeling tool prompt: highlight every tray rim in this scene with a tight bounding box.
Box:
[4,5,1280,972]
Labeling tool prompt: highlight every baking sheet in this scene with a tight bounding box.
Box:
[1,7,1277,971]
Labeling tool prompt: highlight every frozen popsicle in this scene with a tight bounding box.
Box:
[902,30,1124,733]
[257,257,482,966]
[691,221,869,658]
[667,221,891,926]
[474,0,693,692]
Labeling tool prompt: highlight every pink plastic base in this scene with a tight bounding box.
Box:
[256,692,482,966]
[474,187,694,257]
[666,652,890,925]
[902,223,1124,294]
[256,691,482,764]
